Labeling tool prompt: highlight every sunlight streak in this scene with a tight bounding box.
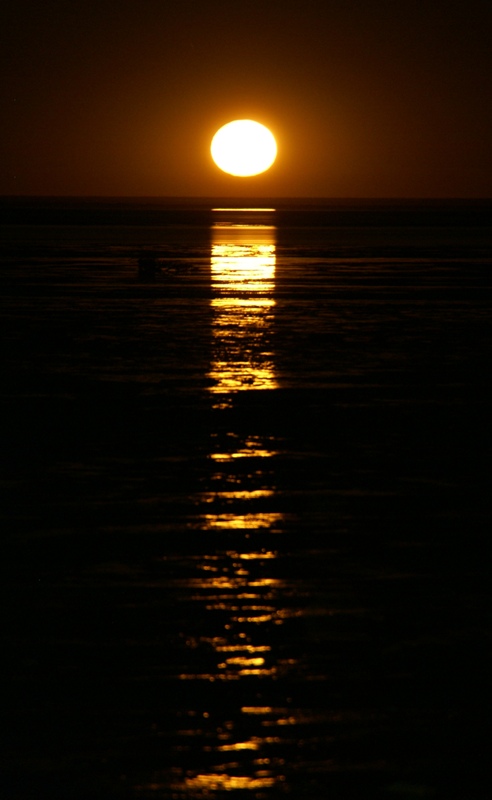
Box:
[208,219,277,397]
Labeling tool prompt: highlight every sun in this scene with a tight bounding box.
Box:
[211,120,277,177]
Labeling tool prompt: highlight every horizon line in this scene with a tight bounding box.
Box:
[1,194,491,202]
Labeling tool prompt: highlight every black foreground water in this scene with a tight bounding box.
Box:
[1,198,492,799]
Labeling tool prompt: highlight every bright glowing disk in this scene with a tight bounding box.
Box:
[211,120,277,177]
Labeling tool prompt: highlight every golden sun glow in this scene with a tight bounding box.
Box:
[211,120,277,177]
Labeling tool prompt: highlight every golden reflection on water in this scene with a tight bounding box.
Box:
[181,773,280,791]
[209,433,278,462]
[176,545,297,684]
[200,512,283,530]
[149,211,293,797]
[208,220,277,399]
[199,431,283,533]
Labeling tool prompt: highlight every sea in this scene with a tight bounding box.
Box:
[1,197,491,800]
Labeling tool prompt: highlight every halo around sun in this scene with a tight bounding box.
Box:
[211,120,277,177]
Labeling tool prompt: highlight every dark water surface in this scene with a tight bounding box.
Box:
[1,199,492,799]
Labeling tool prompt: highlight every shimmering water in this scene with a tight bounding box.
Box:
[1,198,492,799]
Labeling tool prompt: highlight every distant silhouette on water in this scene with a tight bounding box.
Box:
[137,253,192,279]
[137,255,160,280]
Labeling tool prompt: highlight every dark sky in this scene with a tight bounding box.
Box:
[2,0,492,197]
